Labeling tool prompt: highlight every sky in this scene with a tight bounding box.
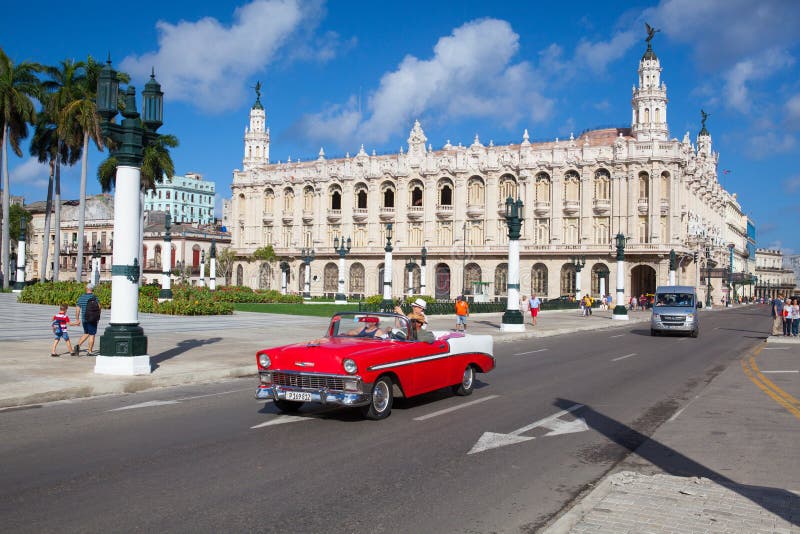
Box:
[2,0,800,253]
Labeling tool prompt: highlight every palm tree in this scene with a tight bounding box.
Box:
[29,96,80,281]
[40,58,85,282]
[0,48,41,289]
[61,55,105,282]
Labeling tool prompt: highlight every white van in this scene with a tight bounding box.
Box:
[650,285,700,337]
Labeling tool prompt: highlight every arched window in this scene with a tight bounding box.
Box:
[330,188,341,210]
[464,263,482,296]
[349,262,365,293]
[499,175,517,200]
[594,169,610,199]
[302,186,314,211]
[264,188,274,213]
[644,107,650,123]
[535,172,551,202]
[639,172,649,199]
[591,263,610,296]
[323,262,338,292]
[283,188,295,211]
[355,186,368,209]
[660,171,669,199]
[564,171,580,201]
[560,264,576,296]
[494,263,508,296]
[259,263,272,290]
[381,182,395,208]
[438,179,453,206]
[468,176,485,205]
[531,263,548,295]
[409,180,424,207]
[236,264,244,286]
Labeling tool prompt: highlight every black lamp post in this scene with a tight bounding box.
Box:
[501,196,524,331]
[668,249,677,285]
[381,224,393,310]
[570,255,586,300]
[91,240,102,287]
[727,243,735,306]
[95,58,165,375]
[159,213,173,299]
[405,257,416,296]
[705,245,713,309]
[279,260,290,295]
[461,221,467,296]
[333,236,351,303]
[420,246,427,295]
[612,232,630,319]
[301,248,315,299]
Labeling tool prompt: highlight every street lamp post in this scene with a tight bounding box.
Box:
[597,266,609,301]
[501,196,525,332]
[198,249,206,288]
[705,245,713,309]
[420,246,427,295]
[381,224,393,310]
[279,261,289,295]
[94,59,164,375]
[159,214,173,301]
[91,241,102,287]
[405,257,416,297]
[12,214,26,293]
[612,233,629,320]
[333,236,351,304]
[668,249,677,285]
[727,243,735,306]
[301,248,315,300]
[209,238,217,290]
[461,221,467,296]
[571,256,586,301]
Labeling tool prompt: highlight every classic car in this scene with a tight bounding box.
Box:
[255,311,495,420]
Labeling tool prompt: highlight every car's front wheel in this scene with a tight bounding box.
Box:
[452,365,475,396]
[361,376,393,420]
[274,399,303,413]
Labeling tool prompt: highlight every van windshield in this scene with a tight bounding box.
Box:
[655,293,694,307]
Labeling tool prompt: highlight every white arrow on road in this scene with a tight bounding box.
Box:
[468,403,586,455]
[109,400,180,411]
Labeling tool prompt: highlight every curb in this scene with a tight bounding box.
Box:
[541,472,619,533]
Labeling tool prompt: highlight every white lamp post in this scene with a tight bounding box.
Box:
[612,233,630,320]
[381,223,394,310]
[501,197,525,332]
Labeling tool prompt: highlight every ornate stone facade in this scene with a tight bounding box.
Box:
[230,41,749,302]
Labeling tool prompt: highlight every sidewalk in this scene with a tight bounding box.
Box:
[0,293,650,409]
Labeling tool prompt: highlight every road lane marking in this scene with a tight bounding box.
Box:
[468,403,585,454]
[741,350,800,421]
[513,348,549,356]
[414,395,500,421]
[251,415,313,428]
[761,370,799,374]
[763,347,789,350]
[107,388,251,412]
[668,395,701,422]
[609,334,625,338]
[611,353,637,362]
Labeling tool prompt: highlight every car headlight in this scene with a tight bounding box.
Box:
[258,353,271,369]
[686,313,695,320]
[653,313,660,319]
[343,358,358,374]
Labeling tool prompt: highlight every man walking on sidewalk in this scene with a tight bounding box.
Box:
[74,283,101,356]
[454,295,469,332]
[528,294,540,326]
[771,294,784,336]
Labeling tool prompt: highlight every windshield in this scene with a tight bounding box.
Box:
[329,313,411,340]
[655,292,695,307]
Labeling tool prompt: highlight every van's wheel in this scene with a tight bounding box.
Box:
[362,376,393,420]
[452,365,475,396]
[690,329,699,338]
[651,329,659,336]
[274,400,303,413]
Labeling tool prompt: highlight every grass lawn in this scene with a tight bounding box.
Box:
[233,302,361,317]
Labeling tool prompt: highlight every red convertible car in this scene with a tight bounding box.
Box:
[255,311,495,419]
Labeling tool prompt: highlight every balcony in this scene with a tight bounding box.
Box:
[435,204,454,219]
[282,210,294,224]
[592,198,611,215]
[562,199,580,215]
[637,197,649,214]
[352,208,368,222]
[533,201,551,217]
[407,206,424,220]
[262,212,273,223]
[379,206,395,221]
[659,199,669,214]
[325,209,340,223]
[466,204,484,219]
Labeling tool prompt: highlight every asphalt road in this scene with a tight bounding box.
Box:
[0,306,771,533]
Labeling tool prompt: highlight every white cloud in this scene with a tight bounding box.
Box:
[9,158,49,189]
[722,48,794,112]
[745,131,796,159]
[575,30,639,74]
[786,93,800,126]
[121,0,341,113]
[784,175,800,193]
[296,18,554,149]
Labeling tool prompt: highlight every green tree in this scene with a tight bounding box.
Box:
[0,48,41,289]
[216,247,237,286]
[252,245,277,262]
[97,133,178,192]
[29,94,80,281]
[40,58,85,282]
[60,55,105,282]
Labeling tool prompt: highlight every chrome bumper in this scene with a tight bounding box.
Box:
[255,385,371,407]
[651,320,695,332]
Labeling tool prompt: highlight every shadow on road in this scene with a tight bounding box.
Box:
[152,337,223,367]
[554,398,800,526]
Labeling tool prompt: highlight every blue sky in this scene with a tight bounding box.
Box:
[3,0,800,252]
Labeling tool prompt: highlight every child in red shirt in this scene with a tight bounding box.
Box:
[51,304,76,357]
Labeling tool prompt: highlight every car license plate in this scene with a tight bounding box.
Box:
[285,391,312,401]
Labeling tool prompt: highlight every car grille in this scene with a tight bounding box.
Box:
[661,315,685,322]
[272,372,345,390]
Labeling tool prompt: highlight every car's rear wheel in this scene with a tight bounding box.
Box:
[274,399,303,413]
[361,376,393,420]
[452,365,475,396]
